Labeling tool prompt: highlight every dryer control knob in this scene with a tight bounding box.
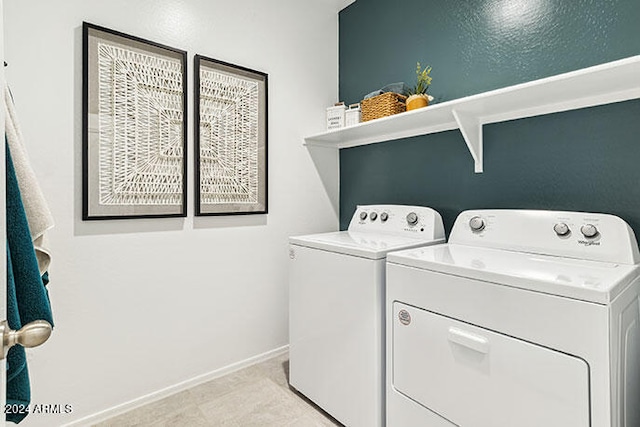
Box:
[469,216,485,232]
[380,212,389,222]
[580,224,599,238]
[553,223,570,236]
[406,212,419,226]
[359,211,368,221]
[370,212,378,221]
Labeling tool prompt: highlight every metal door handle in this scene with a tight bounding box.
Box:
[0,320,52,360]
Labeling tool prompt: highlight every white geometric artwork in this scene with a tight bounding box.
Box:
[195,55,268,216]
[83,22,187,220]
[199,69,259,205]
[98,43,184,206]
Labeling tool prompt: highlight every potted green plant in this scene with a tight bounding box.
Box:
[405,62,433,111]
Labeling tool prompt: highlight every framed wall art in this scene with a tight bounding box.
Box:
[194,54,268,216]
[82,22,187,220]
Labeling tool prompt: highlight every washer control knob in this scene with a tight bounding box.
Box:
[380,212,389,222]
[580,224,599,238]
[406,212,419,226]
[469,216,485,232]
[359,211,367,221]
[553,223,570,236]
[370,212,378,221]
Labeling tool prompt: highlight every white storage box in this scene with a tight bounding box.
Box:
[345,103,361,127]
[326,103,347,130]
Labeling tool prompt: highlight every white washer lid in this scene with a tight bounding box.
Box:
[290,231,444,260]
[387,243,640,304]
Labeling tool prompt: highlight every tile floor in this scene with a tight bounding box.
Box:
[93,352,342,426]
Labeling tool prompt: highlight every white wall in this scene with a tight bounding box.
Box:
[4,0,340,425]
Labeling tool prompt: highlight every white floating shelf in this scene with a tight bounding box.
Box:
[305,55,640,173]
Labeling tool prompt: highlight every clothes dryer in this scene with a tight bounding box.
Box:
[386,209,640,427]
[289,205,445,427]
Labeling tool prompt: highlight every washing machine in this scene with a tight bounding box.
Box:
[386,209,640,427]
[289,204,445,427]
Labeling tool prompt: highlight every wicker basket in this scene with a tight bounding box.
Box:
[360,92,407,122]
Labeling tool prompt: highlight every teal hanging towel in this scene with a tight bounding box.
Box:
[5,141,54,424]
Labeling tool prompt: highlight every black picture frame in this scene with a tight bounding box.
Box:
[82,22,188,220]
[194,54,268,216]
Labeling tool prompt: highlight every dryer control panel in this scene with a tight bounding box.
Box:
[450,210,640,265]
[349,205,445,241]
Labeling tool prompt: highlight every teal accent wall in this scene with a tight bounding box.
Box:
[338,0,640,234]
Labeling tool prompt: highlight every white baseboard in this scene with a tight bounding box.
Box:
[62,345,289,427]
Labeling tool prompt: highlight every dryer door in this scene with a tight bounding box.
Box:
[392,302,590,427]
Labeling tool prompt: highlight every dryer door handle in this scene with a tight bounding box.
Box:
[448,327,489,354]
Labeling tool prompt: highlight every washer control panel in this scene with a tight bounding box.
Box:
[450,209,640,265]
[349,205,445,240]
